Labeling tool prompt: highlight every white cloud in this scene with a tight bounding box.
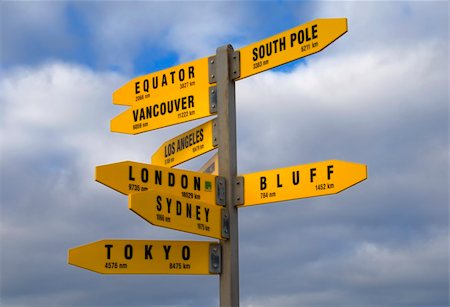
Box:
[74,1,252,72]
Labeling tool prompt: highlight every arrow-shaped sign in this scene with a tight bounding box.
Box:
[111,57,214,134]
[238,18,348,79]
[95,161,217,205]
[129,190,225,240]
[68,239,220,274]
[240,160,367,206]
[151,119,217,168]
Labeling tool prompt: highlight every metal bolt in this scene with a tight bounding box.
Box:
[210,59,215,64]
[211,74,215,79]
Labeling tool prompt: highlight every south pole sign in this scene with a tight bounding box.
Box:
[69,17,367,307]
[238,18,347,79]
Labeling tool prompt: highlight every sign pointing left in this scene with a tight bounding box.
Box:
[111,57,214,134]
[68,239,220,274]
[95,161,217,205]
[129,190,225,240]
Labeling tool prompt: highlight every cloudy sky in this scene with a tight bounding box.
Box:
[1,1,448,306]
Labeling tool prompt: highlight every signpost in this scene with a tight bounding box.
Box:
[129,190,225,240]
[95,161,217,205]
[240,160,367,206]
[152,119,217,167]
[68,239,220,275]
[69,17,366,307]
[238,18,348,79]
[111,57,214,133]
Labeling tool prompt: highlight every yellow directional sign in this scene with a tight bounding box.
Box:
[129,190,224,239]
[68,239,219,274]
[238,18,347,79]
[152,119,217,168]
[111,57,214,134]
[95,161,216,204]
[240,160,367,206]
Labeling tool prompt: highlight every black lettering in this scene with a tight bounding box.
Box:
[169,71,175,83]
[290,32,297,48]
[133,109,139,122]
[310,168,317,183]
[168,173,175,187]
[279,36,286,51]
[179,68,185,81]
[195,205,201,220]
[163,245,171,260]
[152,76,158,89]
[156,195,162,211]
[258,45,265,59]
[143,79,149,92]
[312,24,318,39]
[176,201,182,215]
[166,198,172,214]
[260,176,267,190]
[273,39,279,53]
[155,170,162,185]
[160,102,166,115]
[277,174,283,188]
[124,244,133,260]
[188,66,194,78]
[327,165,334,180]
[141,168,148,183]
[186,202,192,218]
[162,74,168,86]
[266,42,272,57]
[204,208,209,222]
[181,175,188,189]
[145,245,153,259]
[105,244,113,259]
[129,166,135,181]
[188,95,194,108]
[135,82,140,94]
[194,177,200,191]
[252,47,258,61]
[182,246,190,260]
[299,29,305,44]
[292,171,300,185]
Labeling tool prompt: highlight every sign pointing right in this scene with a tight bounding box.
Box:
[238,18,348,80]
[240,160,367,207]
